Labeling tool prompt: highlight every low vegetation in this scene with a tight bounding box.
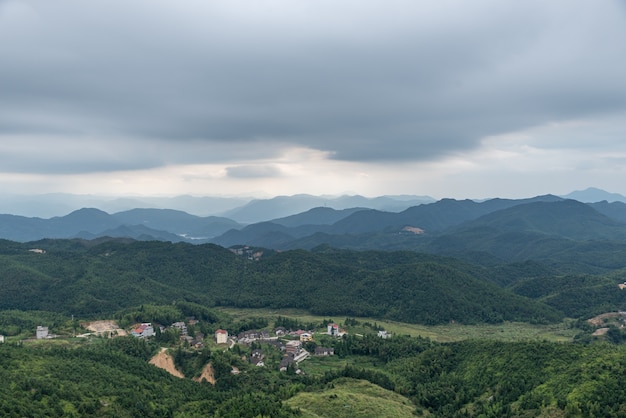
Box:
[284,378,417,417]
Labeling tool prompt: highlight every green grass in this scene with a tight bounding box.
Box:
[19,336,107,348]
[284,378,421,417]
[300,355,384,378]
[214,307,578,342]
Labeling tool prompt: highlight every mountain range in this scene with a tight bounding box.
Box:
[3,188,626,272]
[0,192,435,219]
[3,186,622,220]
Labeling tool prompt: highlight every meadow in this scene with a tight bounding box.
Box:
[214,306,579,343]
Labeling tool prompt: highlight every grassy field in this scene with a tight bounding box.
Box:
[284,377,421,417]
[215,307,578,342]
[299,355,386,378]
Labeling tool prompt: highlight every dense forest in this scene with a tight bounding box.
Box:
[2,238,619,325]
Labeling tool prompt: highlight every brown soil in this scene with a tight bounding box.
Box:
[149,348,185,379]
[587,312,621,327]
[193,362,216,385]
[592,327,610,336]
[83,320,127,336]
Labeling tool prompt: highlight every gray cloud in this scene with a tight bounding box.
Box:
[225,165,282,179]
[0,0,625,174]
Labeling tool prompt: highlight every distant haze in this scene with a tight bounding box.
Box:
[0,192,435,218]
[0,188,624,219]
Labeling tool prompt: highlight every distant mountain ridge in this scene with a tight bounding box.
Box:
[210,196,626,274]
[0,193,251,218]
[0,208,241,243]
[4,190,626,267]
[1,188,623,219]
[0,192,434,219]
[209,194,566,247]
[560,187,626,203]
[0,193,435,242]
[221,194,434,223]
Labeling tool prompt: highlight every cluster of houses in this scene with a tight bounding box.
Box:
[224,325,341,372]
[27,319,392,378]
[172,321,206,348]
[130,321,207,348]
[229,246,263,261]
[126,319,392,374]
[127,320,227,347]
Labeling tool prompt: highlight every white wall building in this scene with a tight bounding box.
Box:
[36,326,49,339]
[215,329,228,344]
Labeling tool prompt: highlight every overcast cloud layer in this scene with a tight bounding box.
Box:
[1,0,626,199]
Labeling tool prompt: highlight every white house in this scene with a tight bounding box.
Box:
[327,323,339,336]
[36,326,49,339]
[378,330,391,339]
[215,329,228,344]
[131,323,154,338]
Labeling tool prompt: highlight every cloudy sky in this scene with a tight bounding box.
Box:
[1,0,625,200]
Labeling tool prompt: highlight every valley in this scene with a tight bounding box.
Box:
[2,191,626,416]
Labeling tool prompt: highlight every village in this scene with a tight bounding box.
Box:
[16,317,392,379]
[125,320,350,374]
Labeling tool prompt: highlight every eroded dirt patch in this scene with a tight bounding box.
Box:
[149,348,185,379]
[588,312,621,327]
[193,362,216,385]
[83,320,127,336]
[592,327,610,336]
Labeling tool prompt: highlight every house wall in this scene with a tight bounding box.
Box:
[215,330,228,344]
[36,326,49,339]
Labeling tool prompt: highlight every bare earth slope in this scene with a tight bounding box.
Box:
[149,348,184,378]
[193,363,216,385]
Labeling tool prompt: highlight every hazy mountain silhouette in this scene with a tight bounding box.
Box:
[221,194,434,223]
[561,187,626,203]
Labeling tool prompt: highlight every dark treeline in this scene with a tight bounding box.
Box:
[0,239,585,325]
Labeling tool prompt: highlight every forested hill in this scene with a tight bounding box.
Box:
[0,239,563,325]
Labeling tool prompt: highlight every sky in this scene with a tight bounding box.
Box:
[1,0,626,200]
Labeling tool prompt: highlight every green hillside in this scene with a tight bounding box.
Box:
[386,339,626,417]
[0,239,562,325]
[284,378,417,417]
